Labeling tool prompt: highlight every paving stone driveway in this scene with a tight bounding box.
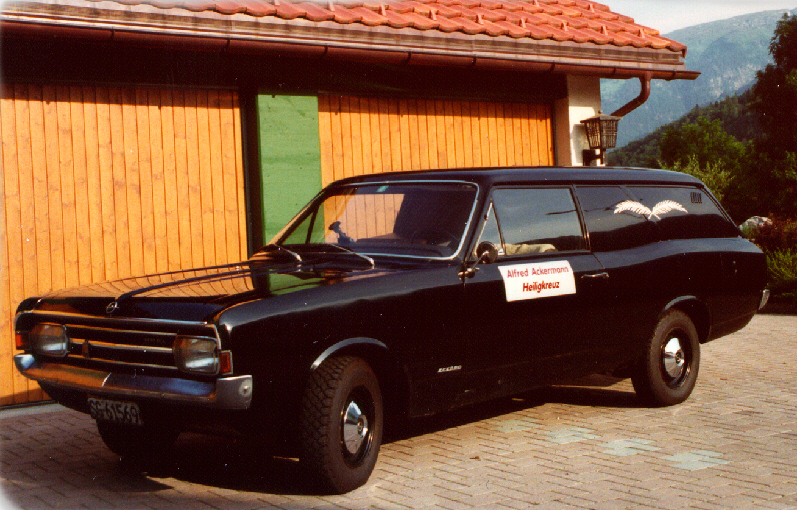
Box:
[2,314,796,510]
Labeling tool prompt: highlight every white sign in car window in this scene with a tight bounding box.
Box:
[497,261,576,302]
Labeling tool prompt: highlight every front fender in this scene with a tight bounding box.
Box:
[307,337,411,418]
[310,337,388,370]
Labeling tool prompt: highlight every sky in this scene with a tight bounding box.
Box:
[604,0,797,33]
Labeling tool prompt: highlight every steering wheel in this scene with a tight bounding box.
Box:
[410,228,459,247]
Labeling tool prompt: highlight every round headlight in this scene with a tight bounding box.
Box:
[30,323,69,357]
[173,336,219,375]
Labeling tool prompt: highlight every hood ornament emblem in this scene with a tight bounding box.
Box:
[106,301,119,315]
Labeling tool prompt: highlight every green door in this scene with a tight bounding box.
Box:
[257,94,323,244]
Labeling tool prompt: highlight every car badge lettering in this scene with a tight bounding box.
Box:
[614,200,687,220]
[437,365,462,373]
[106,301,119,315]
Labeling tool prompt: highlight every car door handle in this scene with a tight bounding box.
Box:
[581,272,609,281]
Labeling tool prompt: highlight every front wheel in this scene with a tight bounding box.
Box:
[632,310,700,406]
[300,356,383,494]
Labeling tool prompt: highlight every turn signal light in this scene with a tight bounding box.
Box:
[15,332,28,350]
[219,350,233,375]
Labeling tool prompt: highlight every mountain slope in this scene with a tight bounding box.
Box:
[607,92,759,168]
[602,8,796,148]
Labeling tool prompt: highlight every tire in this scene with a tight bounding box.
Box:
[632,310,700,407]
[300,356,383,494]
[96,420,178,464]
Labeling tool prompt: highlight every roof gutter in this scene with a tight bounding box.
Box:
[611,73,653,117]
[1,20,700,82]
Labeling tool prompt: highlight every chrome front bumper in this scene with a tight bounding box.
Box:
[14,354,253,410]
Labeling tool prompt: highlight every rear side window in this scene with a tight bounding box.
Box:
[576,186,658,252]
[628,186,740,240]
[489,187,585,255]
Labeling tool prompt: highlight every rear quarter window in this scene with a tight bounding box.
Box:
[575,186,658,252]
[627,186,740,240]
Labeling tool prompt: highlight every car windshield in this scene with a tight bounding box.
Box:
[271,181,479,259]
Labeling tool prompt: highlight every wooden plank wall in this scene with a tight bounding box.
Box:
[326,193,404,242]
[0,83,247,405]
[318,95,554,185]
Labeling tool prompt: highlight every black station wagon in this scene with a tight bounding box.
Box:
[14,167,768,492]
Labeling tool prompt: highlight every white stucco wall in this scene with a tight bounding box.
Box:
[553,75,602,166]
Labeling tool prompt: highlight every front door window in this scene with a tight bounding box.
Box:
[478,187,586,256]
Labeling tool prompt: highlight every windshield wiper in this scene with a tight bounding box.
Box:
[319,243,375,270]
[259,244,302,263]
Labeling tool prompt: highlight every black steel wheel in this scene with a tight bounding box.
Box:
[632,310,700,407]
[300,356,383,494]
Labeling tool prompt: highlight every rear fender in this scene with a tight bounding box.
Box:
[662,296,711,344]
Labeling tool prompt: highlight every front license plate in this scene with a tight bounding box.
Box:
[88,397,143,426]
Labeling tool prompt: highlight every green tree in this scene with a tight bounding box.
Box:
[747,14,797,217]
[659,117,746,171]
[751,14,797,154]
[667,156,733,205]
[658,117,749,220]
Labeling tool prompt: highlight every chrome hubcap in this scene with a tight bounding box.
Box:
[663,337,686,379]
[342,401,369,455]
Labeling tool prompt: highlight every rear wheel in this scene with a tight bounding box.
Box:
[632,310,700,406]
[300,356,383,493]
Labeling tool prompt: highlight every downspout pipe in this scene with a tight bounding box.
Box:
[611,72,652,117]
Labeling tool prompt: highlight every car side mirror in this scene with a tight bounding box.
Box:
[475,242,499,265]
[459,242,499,280]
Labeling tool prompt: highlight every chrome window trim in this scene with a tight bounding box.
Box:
[485,184,589,257]
[279,180,482,262]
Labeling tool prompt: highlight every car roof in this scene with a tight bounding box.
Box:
[332,166,704,189]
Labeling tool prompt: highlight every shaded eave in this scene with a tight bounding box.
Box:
[1,1,699,81]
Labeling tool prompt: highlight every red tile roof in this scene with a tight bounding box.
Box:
[95,0,687,55]
[2,0,697,80]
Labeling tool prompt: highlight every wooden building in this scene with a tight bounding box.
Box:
[0,0,697,405]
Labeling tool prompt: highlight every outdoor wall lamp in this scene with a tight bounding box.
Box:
[581,112,621,166]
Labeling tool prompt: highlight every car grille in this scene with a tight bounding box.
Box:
[30,315,219,374]
[67,327,179,369]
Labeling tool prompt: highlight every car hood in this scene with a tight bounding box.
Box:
[29,256,404,322]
